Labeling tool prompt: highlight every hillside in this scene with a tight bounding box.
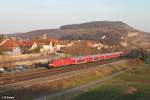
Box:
[60,21,134,31]
[7,21,150,47]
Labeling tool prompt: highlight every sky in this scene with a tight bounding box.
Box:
[0,0,150,34]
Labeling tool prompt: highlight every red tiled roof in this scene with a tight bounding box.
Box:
[32,39,58,45]
[0,38,58,51]
[20,41,35,47]
[1,39,20,47]
[0,39,20,51]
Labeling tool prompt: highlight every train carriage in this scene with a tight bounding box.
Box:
[48,51,129,68]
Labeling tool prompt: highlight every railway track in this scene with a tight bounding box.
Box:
[0,68,47,84]
[0,57,124,86]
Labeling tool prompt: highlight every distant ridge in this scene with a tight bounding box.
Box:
[60,21,134,30]
[7,21,150,45]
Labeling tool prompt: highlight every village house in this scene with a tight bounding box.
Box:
[20,40,38,52]
[54,40,74,51]
[31,38,58,53]
[40,42,54,53]
[0,39,22,55]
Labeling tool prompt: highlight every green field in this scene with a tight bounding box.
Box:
[72,64,150,100]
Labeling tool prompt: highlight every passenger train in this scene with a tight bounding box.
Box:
[48,50,129,68]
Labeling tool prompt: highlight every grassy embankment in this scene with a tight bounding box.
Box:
[59,63,150,100]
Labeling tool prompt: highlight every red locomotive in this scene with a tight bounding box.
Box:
[48,51,129,68]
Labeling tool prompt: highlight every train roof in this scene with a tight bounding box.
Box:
[51,51,123,61]
[71,51,122,59]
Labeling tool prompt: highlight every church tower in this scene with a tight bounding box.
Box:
[42,33,47,40]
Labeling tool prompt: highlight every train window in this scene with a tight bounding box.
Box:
[93,57,98,60]
[77,58,84,62]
